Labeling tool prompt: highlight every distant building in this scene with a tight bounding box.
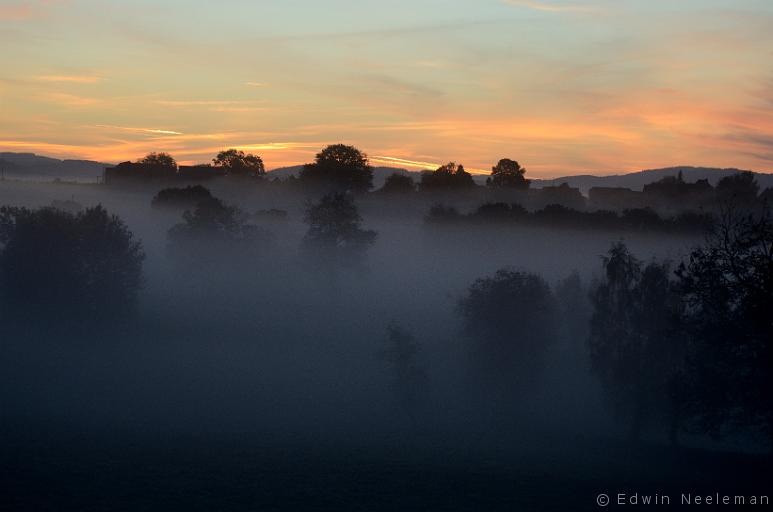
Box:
[177,165,226,181]
[538,182,586,210]
[104,162,225,186]
[104,162,176,186]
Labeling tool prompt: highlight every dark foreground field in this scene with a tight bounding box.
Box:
[3,422,770,511]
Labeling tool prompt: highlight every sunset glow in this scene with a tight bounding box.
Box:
[1,0,772,176]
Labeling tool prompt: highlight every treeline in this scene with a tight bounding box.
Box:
[0,188,771,448]
[452,208,773,445]
[120,145,771,204]
[426,202,715,233]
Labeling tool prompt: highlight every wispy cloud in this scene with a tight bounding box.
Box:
[502,0,596,14]
[245,82,269,88]
[155,100,243,107]
[209,107,268,113]
[370,155,440,170]
[95,125,183,136]
[44,93,101,106]
[36,75,102,84]
[371,155,488,174]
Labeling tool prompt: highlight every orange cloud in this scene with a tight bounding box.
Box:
[36,75,102,84]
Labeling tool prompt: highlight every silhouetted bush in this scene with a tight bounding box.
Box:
[424,204,462,224]
[0,205,144,324]
[151,185,214,210]
[620,208,662,230]
[253,208,288,221]
[425,202,714,233]
[473,202,528,222]
[50,199,84,214]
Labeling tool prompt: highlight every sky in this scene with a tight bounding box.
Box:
[1,0,772,177]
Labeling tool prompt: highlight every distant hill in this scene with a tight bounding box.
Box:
[0,153,109,182]
[531,166,773,194]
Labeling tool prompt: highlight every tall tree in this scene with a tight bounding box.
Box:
[212,149,266,177]
[0,205,144,323]
[380,321,428,425]
[588,243,685,442]
[168,196,268,257]
[419,162,476,191]
[459,268,556,412]
[487,158,530,189]
[299,144,373,192]
[715,171,759,205]
[676,208,773,445]
[302,192,377,264]
[138,152,177,169]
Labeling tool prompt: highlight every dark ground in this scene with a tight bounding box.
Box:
[2,422,770,511]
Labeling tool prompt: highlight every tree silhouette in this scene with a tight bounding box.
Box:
[0,205,144,323]
[459,268,556,405]
[302,192,377,264]
[299,144,373,192]
[138,152,177,169]
[151,185,213,210]
[715,171,759,205]
[588,243,685,442]
[212,149,266,177]
[486,158,530,189]
[380,321,428,425]
[379,172,416,193]
[419,162,476,191]
[168,196,269,265]
[676,207,773,445]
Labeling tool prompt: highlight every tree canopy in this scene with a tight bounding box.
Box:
[419,162,476,191]
[0,205,144,323]
[168,197,270,266]
[302,192,377,263]
[487,158,530,189]
[459,268,556,398]
[379,172,416,194]
[588,242,686,442]
[676,208,773,444]
[299,144,374,192]
[715,171,759,204]
[212,149,266,177]
[138,152,177,169]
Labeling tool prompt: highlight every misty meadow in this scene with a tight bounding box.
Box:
[1,145,771,510]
